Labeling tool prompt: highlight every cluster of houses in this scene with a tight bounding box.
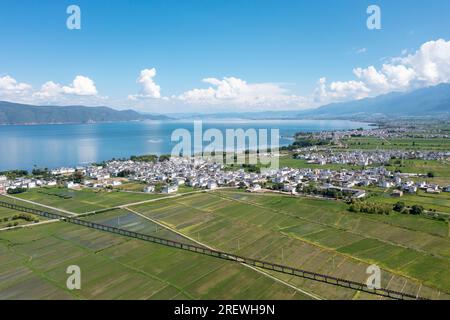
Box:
[1,156,449,199]
[304,127,449,141]
[70,158,450,198]
[294,150,450,166]
[0,174,57,194]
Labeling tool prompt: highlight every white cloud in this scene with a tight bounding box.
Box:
[34,76,98,99]
[177,76,307,109]
[314,39,450,104]
[2,39,450,112]
[400,39,450,85]
[128,68,161,100]
[356,48,367,54]
[62,76,98,96]
[33,81,63,98]
[0,75,31,93]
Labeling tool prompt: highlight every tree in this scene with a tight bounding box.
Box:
[159,154,171,162]
[427,172,435,178]
[72,170,85,183]
[410,205,424,215]
[7,187,27,195]
[393,201,406,213]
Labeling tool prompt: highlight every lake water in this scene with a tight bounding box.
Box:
[0,120,373,171]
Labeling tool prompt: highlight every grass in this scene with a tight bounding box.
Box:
[340,137,450,151]
[368,189,450,213]
[0,221,310,300]
[130,191,450,299]
[13,187,167,214]
[0,206,44,228]
[3,187,449,299]
[386,159,450,185]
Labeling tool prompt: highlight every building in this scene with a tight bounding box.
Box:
[426,186,441,194]
[392,190,403,197]
[247,184,262,192]
[0,185,6,194]
[207,181,218,190]
[162,185,178,194]
[143,185,155,193]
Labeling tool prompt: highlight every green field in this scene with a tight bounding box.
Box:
[2,187,450,300]
[386,159,450,185]
[13,187,167,214]
[368,189,450,213]
[129,191,450,299]
[340,137,450,151]
[0,206,44,229]
[0,221,310,300]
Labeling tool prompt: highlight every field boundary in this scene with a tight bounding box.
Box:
[0,200,428,300]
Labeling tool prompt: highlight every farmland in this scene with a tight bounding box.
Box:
[368,189,450,213]
[13,187,167,214]
[0,220,310,300]
[340,137,450,151]
[0,206,44,229]
[129,190,450,299]
[2,187,449,300]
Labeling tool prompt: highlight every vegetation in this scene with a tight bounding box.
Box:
[130,191,450,298]
[130,154,158,162]
[0,218,309,300]
[7,187,27,195]
[0,170,28,179]
[348,201,391,215]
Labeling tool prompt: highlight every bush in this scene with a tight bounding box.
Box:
[7,187,27,195]
[393,201,406,213]
[410,205,424,215]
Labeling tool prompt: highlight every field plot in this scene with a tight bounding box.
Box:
[0,222,310,300]
[130,191,450,299]
[369,190,450,214]
[340,137,450,151]
[13,187,166,214]
[81,209,195,244]
[0,206,45,229]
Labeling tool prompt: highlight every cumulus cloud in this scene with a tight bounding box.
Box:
[33,76,98,101]
[62,76,98,96]
[0,74,101,106]
[177,76,307,109]
[315,39,450,104]
[0,75,33,102]
[128,68,161,100]
[0,75,31,93]
[176,39,450,110]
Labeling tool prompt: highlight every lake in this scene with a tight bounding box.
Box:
[0,120,373,171]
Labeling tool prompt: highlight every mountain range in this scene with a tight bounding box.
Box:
[298,83,450,119]
[1,83,449,124]
[0,101,168,125]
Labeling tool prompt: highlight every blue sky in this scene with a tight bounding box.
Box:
[1,0,450,113]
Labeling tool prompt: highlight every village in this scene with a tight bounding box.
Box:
[1,155,449,201]
[294,149,450,166]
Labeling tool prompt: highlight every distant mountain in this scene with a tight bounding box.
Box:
[299,83,450,119]
[0,101,169,125]
[169,110,301,120]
